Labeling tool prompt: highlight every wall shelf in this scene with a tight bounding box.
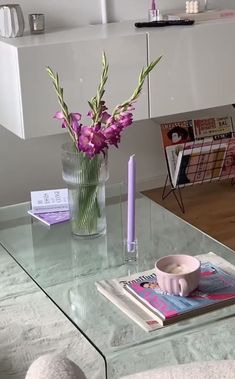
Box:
[1,18,235,138]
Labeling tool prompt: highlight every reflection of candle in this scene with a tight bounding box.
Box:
[127,155,136,252]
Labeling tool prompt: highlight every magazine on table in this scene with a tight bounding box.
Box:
[96,253,235,331]
[28,210,70,226]
[28,188,70,226]
[30,188,69,213]
[96,278,160,332]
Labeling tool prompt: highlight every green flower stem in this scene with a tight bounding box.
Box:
[46,67,76,144]
[112,56,162,118]
[73,153,103,234]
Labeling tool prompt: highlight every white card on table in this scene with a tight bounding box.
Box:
[31,188,69,213]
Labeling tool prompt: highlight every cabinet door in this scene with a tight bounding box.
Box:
[0,43,23,137]
[148,21,235,118]
[17,34,148,139]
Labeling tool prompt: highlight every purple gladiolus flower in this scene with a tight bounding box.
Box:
[118,112,133,128]
[104,128,121,147]
[54,111,82,133]
[103,120,123,147]
[87,110,93,118]
[79,126,107,158]
[100,100,108,112]
[70,113,82,135]
[100,111,112,124]
[54,111,67,128]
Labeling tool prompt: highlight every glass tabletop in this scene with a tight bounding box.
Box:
[0,191,235,377]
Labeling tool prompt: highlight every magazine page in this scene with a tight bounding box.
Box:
[160,116,234,188]
[193,116,233,140]
[176,144,227,186]
[28,210,70,226]
[124,261,235,324]
[165,145,184,187]
[220,139,235,179]
[96,279,160,332]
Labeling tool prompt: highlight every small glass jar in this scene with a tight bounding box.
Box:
[28,14,45,34]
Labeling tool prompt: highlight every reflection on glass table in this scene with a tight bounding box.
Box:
[0,190,235,378]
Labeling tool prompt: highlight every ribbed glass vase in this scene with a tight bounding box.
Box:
[61,142,109,237]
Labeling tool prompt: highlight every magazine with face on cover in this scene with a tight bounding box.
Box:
[96,253,235,331]
[124,260,235,325]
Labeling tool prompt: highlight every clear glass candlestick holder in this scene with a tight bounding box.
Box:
[123,239,138,262]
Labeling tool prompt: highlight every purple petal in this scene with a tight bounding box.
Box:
[78,126,107,158]
[71,112,82,121]
[53,111,64,120]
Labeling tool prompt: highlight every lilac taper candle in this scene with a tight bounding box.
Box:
[127,154,136,252]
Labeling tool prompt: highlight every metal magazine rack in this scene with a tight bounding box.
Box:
[162,134,235,213]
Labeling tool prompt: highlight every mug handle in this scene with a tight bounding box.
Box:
[179,278,190,297]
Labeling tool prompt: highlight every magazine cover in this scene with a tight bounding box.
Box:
[96,253,235,331]
[28,210,70,226]
[193,116,233,140]
[177,145,227,186]
[96,278,160,332]
[124,261,235,325]
[160,120,194,148]
[165,145,184,187]
[220,139,235,179]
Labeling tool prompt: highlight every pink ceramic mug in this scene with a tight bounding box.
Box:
[155,255,201,297]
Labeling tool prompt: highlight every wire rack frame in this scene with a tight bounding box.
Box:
[161,134,235,213]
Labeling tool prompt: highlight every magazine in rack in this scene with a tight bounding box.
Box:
[193,116,233,140]
[176,143,227,186]
[96,253,235,332]
[160,116,235,188]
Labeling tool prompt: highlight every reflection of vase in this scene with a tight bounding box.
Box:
[61,142,109,237]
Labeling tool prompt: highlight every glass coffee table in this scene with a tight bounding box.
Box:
[1,192,235,378]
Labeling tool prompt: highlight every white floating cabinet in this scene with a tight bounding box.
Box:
[1,19,235,139]
[0,24,148,138]
[148,19,235,118]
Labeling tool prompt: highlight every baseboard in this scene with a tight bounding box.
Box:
[137,174,166,192]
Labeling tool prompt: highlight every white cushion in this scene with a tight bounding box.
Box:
[25,354,87,379]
